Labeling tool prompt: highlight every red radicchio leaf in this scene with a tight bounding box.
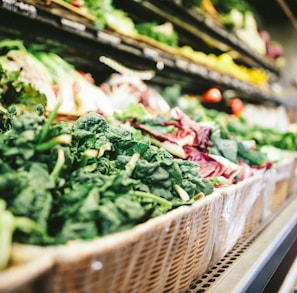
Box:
[133,122,193,146]
[183,145,226,179]
[170,107,212,150]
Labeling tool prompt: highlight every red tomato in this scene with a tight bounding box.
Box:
[71,0,84,7]
[202,88,222,103]
[228,98,244,116]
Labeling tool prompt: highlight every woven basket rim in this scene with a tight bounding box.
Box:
[51,189,221,263]
[0,245,55,292]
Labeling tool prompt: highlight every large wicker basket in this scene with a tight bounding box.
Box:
[1,158,293,293]
[45,190,222,293]
[211,156,296,266]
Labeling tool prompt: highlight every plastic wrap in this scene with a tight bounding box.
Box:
[210,174,263,266]
[284,151,297,197]
[269,156,295,212]
[259,167,277,221]
[238,168,275,241]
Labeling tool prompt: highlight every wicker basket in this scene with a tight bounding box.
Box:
[37,190,223,293]
[2,164,290,293]
[238,156,296,245]
[0,244,55,293]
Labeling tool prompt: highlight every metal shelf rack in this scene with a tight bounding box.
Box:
[186,194,297,293]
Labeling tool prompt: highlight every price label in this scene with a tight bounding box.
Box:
[143,47,159,60]
[173,0,183,5]
[208,70,221,81]
[215,26,228,38]
[204,17,213,27]
[162,56,175,67]
[221,75,231,85]
[176,59,189,71]
[231,78,240,88]
[61,18,86,32]
[1,0,37,17]
[188,63,208,76]
[97,31,121,45]
[229,34,240,46]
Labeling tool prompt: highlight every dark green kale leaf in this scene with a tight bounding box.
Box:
[72,111,109,134]
[10,163,54,230]
[237,142,266,166]
[176,159,214,197]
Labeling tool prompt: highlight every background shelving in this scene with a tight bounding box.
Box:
[0,0,286,108]
[1,1,297,292]
[114,0,281,74]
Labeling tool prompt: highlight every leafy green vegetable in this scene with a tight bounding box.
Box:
[211,0,253,15]
[227,116,297,151]
[160,90,272,168]
[0,109,213,246]
[135,22,179,47]
[0,63,47,112]
[114,103,147,121]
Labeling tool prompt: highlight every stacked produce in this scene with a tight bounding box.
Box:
[0,40,113,116]
[160,85,297,164]
[0,99,217,264]
[1,38,295,274]
[41,0,273,87]
[49,0,136,35]
[0,43,272,272]
[185,0,284,62]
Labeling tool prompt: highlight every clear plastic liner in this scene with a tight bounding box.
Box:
[210,174,263,266]
[283,151,297,196]
[260,167,277,221]
[269,156,295,212]
[210,156,295,266]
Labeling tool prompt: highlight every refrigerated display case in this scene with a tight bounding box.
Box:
[0,0,297,292]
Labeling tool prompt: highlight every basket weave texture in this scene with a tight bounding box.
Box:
[48,191,222,293]
[238,168,275,242]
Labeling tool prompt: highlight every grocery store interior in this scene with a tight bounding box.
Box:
[1,0,297,293]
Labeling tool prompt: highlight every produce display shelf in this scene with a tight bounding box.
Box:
[116,0,281,75]
[170,0,281,75]
[186,193,297,293]
[0,0,283,105]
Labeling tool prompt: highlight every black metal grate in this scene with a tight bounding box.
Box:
[185,224,268,292]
